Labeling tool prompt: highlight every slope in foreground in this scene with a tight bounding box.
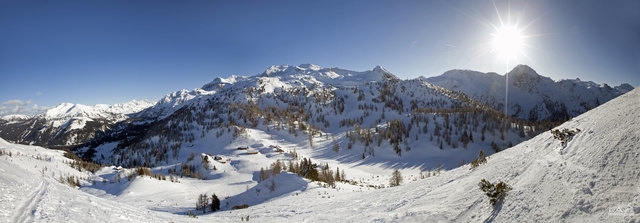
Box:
[211,88,640,222]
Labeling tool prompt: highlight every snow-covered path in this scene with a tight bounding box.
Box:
[0,142,189,223]
[12,181,47,223]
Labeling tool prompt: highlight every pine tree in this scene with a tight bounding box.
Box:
[470,150,487,169]
[389,169,403,187]
[259,168,268,182]
[288,160,294,172]
[269,177,276,192]
[478,179,512,205]
[211,194,220,212]
[393,144,401,156]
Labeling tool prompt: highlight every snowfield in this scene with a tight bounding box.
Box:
[1,88,638,222]
[0,139,181,223]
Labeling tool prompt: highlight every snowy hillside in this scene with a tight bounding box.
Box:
[0,74,637,223]
[204,82,640,222]
[82,64,546,172]
[424,64,633,121]
[0,137,181,222]
[135,89,215,119]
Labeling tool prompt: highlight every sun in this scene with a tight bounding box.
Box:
[491,24,524,62]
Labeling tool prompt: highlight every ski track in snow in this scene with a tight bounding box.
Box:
[12,181,47,223]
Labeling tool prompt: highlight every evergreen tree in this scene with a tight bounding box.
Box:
[259,167,268,182]
[389,169,403,187]
[210,194,220,212]
[269,177,276,192]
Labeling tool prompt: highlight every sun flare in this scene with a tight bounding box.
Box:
[491,24,524,62]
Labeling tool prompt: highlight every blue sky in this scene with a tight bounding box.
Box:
[1,0,639,115]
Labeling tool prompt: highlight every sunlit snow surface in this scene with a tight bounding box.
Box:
[1,88,638,222]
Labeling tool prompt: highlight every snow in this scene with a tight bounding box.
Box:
[0,114,30,121]
[0,138,183,222]
[424,65,633,121]
[3,87,637,222]
[44,100,154,121]
[66,117,93,131]
[0,64,638,222]
[136,89,215,119]
[256,64,396,88]
[36,100,155,128]
[203,84,640,222]
[0,114,30,124]
[201,75,246,91]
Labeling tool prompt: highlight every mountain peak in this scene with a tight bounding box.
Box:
[202,75,245,91]
[508,64,538,76]
[372,65,386,72]
[261,64,325,77]
[372,65,399,81]
[298,63,322,71]
[616,83,634,92]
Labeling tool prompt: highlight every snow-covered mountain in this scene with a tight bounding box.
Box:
[82,64,544,170]
[43,100,155,123]
[0,100,154,146]
[0,63,630,163]
[1,74,637,223]
[135,89,215,120]
[424,64,633,121]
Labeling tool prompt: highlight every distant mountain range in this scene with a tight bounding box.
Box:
[0,64,632,168]
[0,100,154,147]
[424,64,632,121]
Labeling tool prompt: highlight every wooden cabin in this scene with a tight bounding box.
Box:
[272,145,284,153]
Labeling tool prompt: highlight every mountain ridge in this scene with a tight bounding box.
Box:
[424,64,633,121]
[0,64,632,153]
[0,74,637,223]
